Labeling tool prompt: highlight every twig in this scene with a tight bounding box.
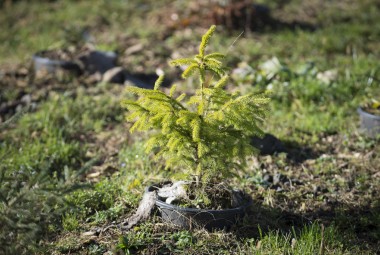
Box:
[0,105,29,131]
[119,191,158,231]
[319,224,325,255]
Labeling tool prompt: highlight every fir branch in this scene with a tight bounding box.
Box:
[204,58,223,68]
[197,142,206,159]
[130,113,149,133]
[169,58,196,67]
[169,84,177,97]
[190,118,201,142]
[205,65,225,78]
[199,25,216,57]
[187,94,201,106]
[145,135,162,153]
[204,52,225,60]
[121,100,147,112]
[149,112,168,125]
[154,75,165,90]
[182,63,199,79]
[125,86,169,101]
[176,93,186,102]
[214,75,229,89]
[199,68,206,84]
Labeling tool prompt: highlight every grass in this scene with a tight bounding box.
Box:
[114,222,349,254]
[0,0,379,254]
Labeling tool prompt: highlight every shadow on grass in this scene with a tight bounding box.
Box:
[312,203,380,250]
[251,134,322,163]
[235,203,311,240]
[124,71,172,89]
[235,201,380,253]
[282,139,322,164]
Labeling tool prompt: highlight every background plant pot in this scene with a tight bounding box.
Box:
[77,50,117,74]
[146,184,251,230]
[32,51,81,76]
[357,107,380,138]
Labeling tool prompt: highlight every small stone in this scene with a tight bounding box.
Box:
[102,67,125,84]
[82,231,96,236]
[87,171,101,178]
[20,94,32,104]
[273,173,281,185]
[263,174,272,182]
[125,43,144,55]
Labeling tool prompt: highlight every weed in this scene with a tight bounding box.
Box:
[0,160,73,254]
[168,230,194,250]
[65,179,124,221]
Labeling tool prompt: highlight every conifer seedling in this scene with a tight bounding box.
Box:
[122,25,269,195]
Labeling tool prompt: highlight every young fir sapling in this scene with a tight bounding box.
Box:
[122,25,269,192]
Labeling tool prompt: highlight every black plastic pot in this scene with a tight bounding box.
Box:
[146,184,251,230]
[77,50,117,74]
[357,107,380,138]
[32,51,81,75]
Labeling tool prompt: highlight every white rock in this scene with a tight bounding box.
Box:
[102,67,125,84]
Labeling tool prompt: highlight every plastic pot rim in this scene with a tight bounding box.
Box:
[357,107,380,120]
[146,182,252,214]
[32,50,75,64]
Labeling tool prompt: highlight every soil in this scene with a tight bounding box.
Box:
[172,181,249,210]
[155,0,315,39]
